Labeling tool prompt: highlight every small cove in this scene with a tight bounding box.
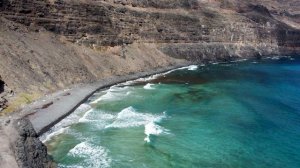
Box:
[43,56,300,168]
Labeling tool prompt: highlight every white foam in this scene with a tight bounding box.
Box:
[144,121,169,143]
[67,141,111,168]
[123,65,201,85]
[172,65,198,71]
[104,107,169,143]
[41,127,68,143]
[100,65,202,88]
[77,106,171,142]
[40,104,92,142]
[161,68,179,75]
[78,109,94,123]
[187,65,198,71]
[90,86,131,104]
[133,74,163,83]
[263,55,297,61]
[271,56,280,60]
[143,83,155,90]
[106,107,155,128]
[76,104,92,112]
[79,109,115,126]
[105,107,164,129]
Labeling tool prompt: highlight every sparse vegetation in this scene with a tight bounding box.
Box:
[1,92,41,115]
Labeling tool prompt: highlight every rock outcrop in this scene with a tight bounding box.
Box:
[0,76,13,112]
[0,77,7,111]
[0,118,55,168]
[12,118,55,168]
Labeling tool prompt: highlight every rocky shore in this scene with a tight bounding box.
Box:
[1,63,192,168]
[0,118,55,168]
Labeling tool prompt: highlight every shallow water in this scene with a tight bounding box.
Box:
[44,57,300,168]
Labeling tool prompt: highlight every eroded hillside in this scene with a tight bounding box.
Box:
[0,0,299,114]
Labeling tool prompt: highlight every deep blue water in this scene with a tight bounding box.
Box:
[44,57,300,168]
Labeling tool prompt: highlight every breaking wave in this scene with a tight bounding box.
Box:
[187,65,198,70]
[120,65,202,85]
[105,107,168,143]
[105,107,162,128]
[144,120,169,143]
[143,83,155,90]
[90,86,131,104]
[65,141,111,168]
[40,104,92,142]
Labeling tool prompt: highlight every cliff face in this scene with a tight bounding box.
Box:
[0,0,299,113]
[0,1,299,167]
[1,0,299,47]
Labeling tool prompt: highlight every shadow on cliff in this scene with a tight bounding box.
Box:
[0,79,5,94]
[238,3,300,56]
[0,0,10,9]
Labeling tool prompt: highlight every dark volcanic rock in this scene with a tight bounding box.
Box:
[0,77,5,95]
[0,76,12,113]
[13,119,56,168]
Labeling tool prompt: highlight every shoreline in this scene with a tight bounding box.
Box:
[27,55,299,136]
[25,62,191,136]
[1,55,298,168]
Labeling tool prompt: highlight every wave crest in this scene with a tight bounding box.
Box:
[67,141,111,168]
[105,106,160,128]
[40,104,92,142]
[144,121,169,143]
[143,83,155,90]
[90,86,131,104]
[105,107,169,143]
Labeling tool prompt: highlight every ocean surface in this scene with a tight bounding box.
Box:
[43,56,300,168]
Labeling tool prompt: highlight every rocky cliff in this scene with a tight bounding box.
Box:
[0,75,13,112]
[0,0,299,167]
[0,118,56,168]
[0,0,299,112]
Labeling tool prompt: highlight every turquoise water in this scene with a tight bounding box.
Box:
[44,57,300,168]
